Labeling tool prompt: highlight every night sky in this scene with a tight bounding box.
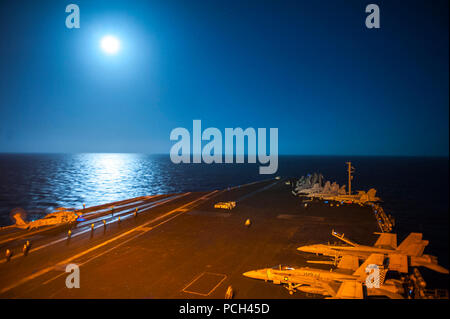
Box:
[0,0,448,156]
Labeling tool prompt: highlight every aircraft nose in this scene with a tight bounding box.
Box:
[243,270,267,280]
[243,270,258,278]
[297,246,313,253]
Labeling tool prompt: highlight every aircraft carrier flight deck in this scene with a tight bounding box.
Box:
[0,178,445,299]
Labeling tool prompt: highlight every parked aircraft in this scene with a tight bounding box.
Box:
[243,253,403,298]
[297,230,449,274]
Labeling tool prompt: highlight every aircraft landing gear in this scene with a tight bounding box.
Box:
[285,283,301,295]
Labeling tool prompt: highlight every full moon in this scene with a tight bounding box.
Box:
[100,35,120,54]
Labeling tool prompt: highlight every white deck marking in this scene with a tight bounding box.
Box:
[0,190,220,295]
[0,194,189,264]
[182,272,227,296]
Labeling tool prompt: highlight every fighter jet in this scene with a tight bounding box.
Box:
[297,230,449,274]
[309,188,381,204]
[243,254,402,298]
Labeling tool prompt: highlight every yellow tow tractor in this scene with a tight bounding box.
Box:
[214,201,236,210]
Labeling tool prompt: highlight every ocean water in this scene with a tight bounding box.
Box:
[0,154,448,267]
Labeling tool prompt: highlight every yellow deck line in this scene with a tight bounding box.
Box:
[0,190,220,295]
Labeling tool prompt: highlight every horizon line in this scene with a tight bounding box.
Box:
[0,152,448,158]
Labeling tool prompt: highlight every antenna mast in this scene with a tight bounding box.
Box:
[346,162,355,195]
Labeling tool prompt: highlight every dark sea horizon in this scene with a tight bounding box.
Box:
[0,153,448,269]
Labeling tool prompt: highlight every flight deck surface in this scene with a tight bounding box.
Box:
[0,179,381,298]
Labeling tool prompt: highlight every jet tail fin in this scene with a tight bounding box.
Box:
[353,253,385,280]
[367,188,378,201]
[374,232,397,249]
[10,208,29,229]
[397,233,427,256]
